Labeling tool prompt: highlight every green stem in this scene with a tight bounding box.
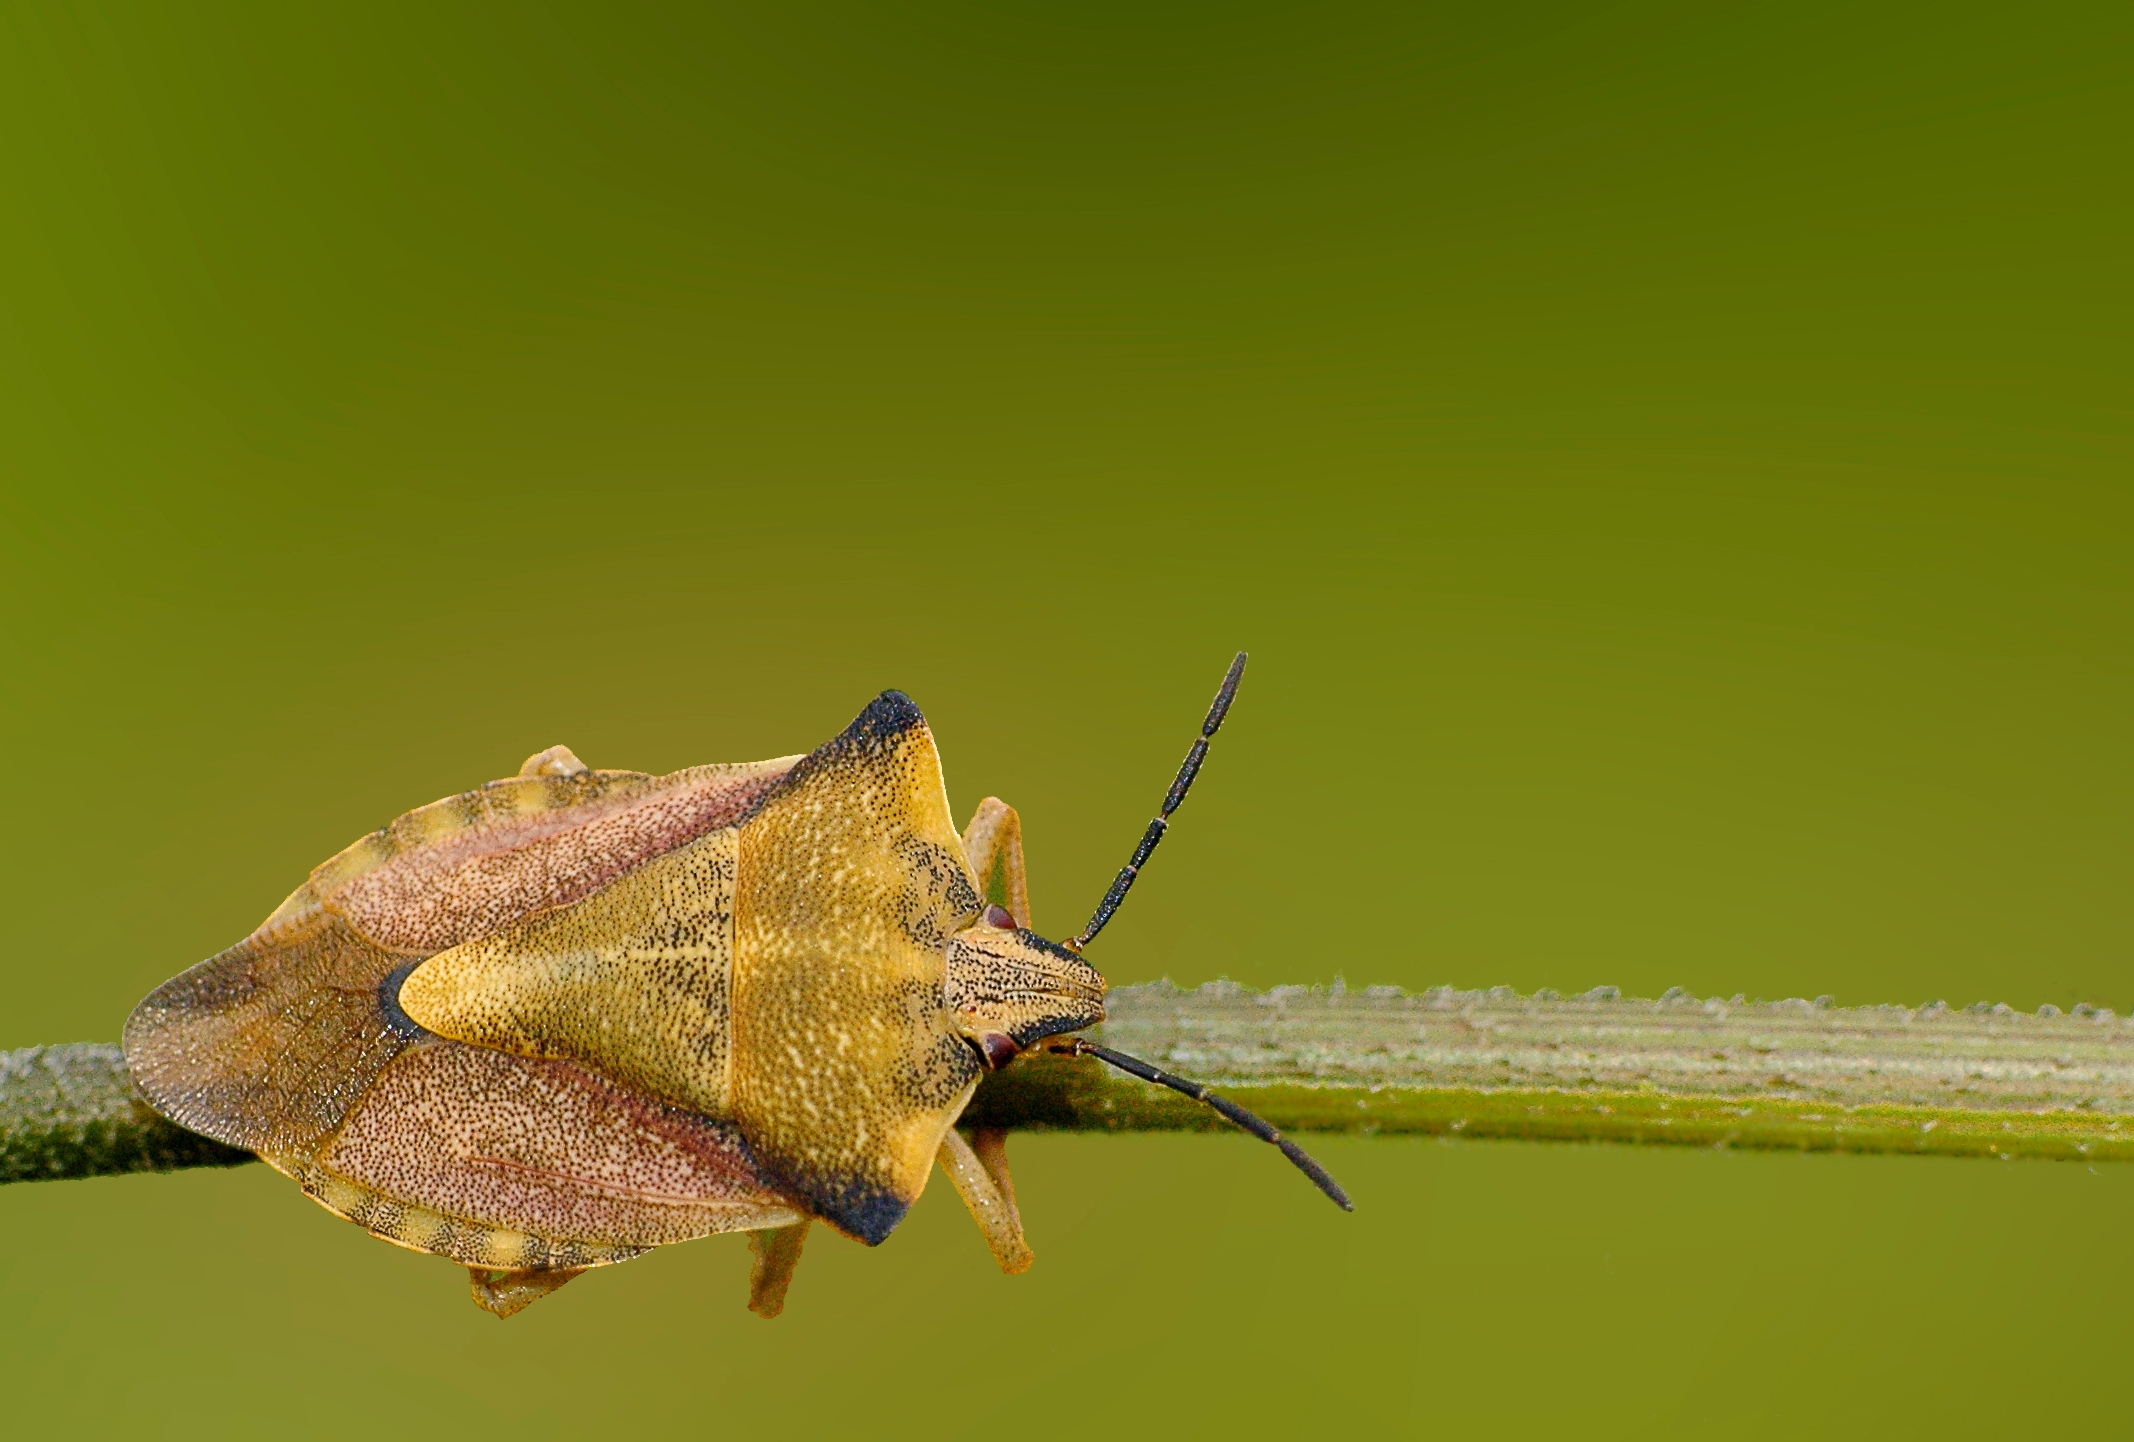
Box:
[12,981,2134,1184]
[964,981,2134,1163]
[0,1043,251,1183]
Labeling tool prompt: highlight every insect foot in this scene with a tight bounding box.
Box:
[747,1221,812,1319]
[469,1267,584,1319]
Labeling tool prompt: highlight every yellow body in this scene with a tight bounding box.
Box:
[397,693,997,1238]
[123,691,1103,1308]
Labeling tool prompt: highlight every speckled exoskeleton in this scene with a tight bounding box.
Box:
[124,654,1348,1318]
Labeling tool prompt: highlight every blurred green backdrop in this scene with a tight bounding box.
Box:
[3,2,2129,1436]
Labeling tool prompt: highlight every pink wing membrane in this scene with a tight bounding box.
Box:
[125,751,805,1228]
[324,1046,794,1248]
[318,759,797,955]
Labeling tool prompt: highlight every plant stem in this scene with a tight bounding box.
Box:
[969,981,2134,1163]
[0,1043,251,1182]
[12,982,2134,1184]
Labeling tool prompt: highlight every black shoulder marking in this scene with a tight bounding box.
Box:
[745,1153,909,1245]
[844,690,926,749]
[754,690,930,813]
[797,1175,909,1246]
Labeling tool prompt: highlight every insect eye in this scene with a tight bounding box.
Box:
[982,904,1017,930]
[976,1032,1020,1071]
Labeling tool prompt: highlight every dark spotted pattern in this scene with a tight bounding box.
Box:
[943,926,1107,1049]
[730,693,988,1244]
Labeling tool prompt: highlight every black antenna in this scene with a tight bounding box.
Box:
[1064,1040,1353,1211]
[1070,651,1247,952]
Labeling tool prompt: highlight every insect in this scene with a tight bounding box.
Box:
[125,653,1349,1319]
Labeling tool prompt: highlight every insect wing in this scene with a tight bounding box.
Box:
[299,1043,799,1268]
[126,757,796,1150]
[290,757,796,954]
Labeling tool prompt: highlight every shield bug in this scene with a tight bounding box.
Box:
[124,653,1349,1318]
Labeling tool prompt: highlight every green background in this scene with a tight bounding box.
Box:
[3,2,2129,1435]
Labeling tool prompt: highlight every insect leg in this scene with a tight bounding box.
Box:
[937,1126,1034,1274]
[966,1127,1020,1227]
[961,797,1031,928]
[467,1265,585,1319]
[1070,652,1247,951]
[517,744,589,778]
[746,1220,812,1319]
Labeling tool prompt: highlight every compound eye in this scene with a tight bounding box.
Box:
[982,904,1017,930]
[976,1032,1020,1071]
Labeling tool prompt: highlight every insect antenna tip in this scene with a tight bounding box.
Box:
[1070,1041,1354,1212]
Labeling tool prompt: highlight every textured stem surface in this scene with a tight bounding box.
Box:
[964,982,2134,1163]
[0,1043,252,1182]
[12,982,2134,1185]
